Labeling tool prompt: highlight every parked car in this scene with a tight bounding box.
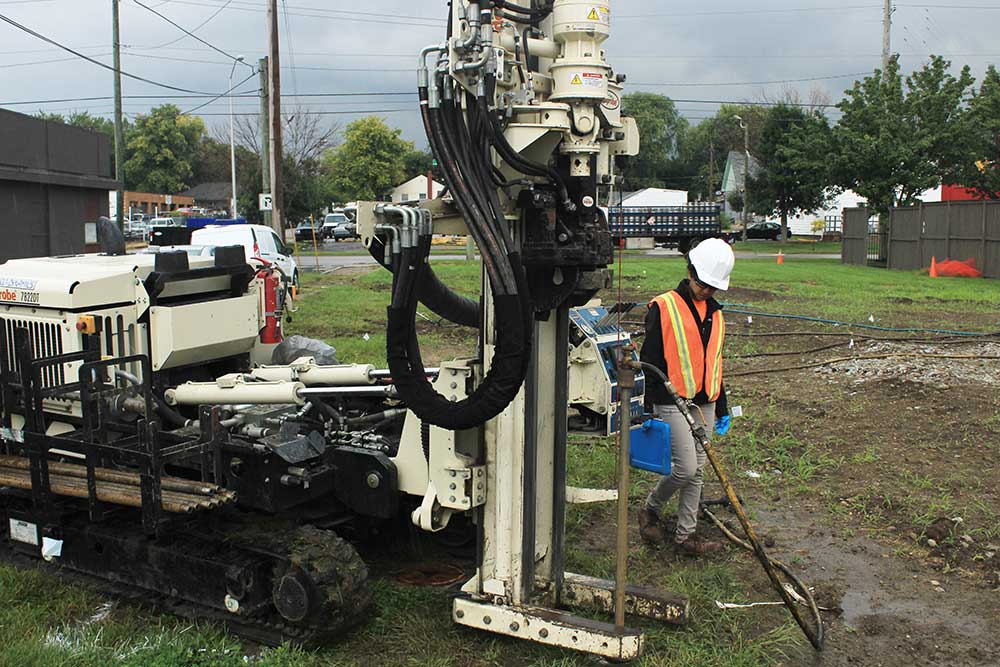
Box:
[321,212,350,239]
[190,224,299,288]
[745,221,793,241]
[294,221,322,244]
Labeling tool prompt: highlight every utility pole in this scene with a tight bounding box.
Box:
[112,0,125,233]
[708,140,715,205]
[882,0,892,73]
[266,0,284,237]
[259,57,272,230]
[735,115,750,241]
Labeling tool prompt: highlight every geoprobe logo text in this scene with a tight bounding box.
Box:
[0,289,17,302]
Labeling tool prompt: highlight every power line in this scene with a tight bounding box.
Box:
[159,0,445,26]
[129,0,250,67]
[181,71,258,114]
[632,72,869,87]
[0,53,111,68]
[137,0,233,50]
[616,4,881,18]
[0,12,223,95]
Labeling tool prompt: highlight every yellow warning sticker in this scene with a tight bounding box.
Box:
[587,6,610,24]
[571,74,583,85]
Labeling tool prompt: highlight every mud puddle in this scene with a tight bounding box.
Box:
[737,503,1000,666]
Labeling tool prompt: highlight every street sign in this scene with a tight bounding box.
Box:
[259,193,274,211]
[165,194,172,206]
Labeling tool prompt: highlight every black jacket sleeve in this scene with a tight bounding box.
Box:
[639,303,671,407]
[715,383,728,419]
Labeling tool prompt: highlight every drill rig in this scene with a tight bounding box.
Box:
[0,0,686,660]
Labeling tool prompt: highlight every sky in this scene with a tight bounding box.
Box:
[1,0,998,149]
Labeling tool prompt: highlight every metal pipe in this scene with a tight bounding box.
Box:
[297,386,398,398]
[456,1,480,49]
[614,356,635,631]
[369,367,439,379]
[251,362,376,386]
[166,380,305,406]
[0,456,222,496]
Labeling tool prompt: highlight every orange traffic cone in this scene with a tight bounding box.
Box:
[929,256,938,278]
[776,250,784,265]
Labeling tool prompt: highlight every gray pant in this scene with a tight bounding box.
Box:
[645,402,714,542]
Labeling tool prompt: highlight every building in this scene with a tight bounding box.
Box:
[179,182,232,213]
[113,191,195,218]
[389,175,445,203]
[0,108,119,261]
[721,150,763,220]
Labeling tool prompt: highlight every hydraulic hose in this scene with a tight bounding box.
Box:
[366,232,480,327]
[636,360,825,651]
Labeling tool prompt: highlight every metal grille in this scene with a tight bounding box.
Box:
[0,316,66,387]
[867,221,889,267]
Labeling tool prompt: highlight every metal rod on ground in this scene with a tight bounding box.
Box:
[634,360,825,651]
[614,354,635,631]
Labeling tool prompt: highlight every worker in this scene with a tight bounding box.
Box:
[638,238,735,556]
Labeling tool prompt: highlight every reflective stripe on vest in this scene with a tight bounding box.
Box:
[652,291,725,401]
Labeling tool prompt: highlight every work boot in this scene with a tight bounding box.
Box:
[674,534,723,557]
[638,507,667,544]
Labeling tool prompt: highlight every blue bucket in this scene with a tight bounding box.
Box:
[629,419,671,475]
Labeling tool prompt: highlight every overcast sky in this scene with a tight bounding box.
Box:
[1,0,997,148]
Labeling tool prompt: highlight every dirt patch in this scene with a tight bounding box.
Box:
[743,504,1000,667]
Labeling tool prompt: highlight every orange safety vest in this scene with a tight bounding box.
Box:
[651,290,725,401]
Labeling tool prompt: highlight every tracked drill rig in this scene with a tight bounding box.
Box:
[0,0,685,660]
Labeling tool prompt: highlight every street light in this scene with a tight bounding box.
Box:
[229,55,246,220]
[734,114,750,242]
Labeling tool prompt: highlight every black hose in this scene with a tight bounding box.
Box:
[154,399,188,428]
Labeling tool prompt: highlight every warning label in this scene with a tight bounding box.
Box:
[571,74,583,85]
[581,72,604,87]
[586,6,610,24]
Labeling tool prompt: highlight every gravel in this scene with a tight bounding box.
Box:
[813,340,1000,388]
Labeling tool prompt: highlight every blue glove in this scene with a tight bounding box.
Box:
[715,415,731,436]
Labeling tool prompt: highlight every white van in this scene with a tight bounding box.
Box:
[190,224,299,287]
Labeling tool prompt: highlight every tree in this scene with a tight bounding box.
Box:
[620,93,688,190]
[747,104,832,241]
[403,149,435,181]
[955,65,1000,199]
[675,104,769,200]
[225,109,340,224]
[832,56,975,218]
[323,116,411,202]
[124,105,207,193]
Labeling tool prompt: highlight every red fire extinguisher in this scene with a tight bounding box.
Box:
[257,266,284,344]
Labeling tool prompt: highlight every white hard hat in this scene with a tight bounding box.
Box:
[688,238,735,291]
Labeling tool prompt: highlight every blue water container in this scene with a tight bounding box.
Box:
[629,419,671,475]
